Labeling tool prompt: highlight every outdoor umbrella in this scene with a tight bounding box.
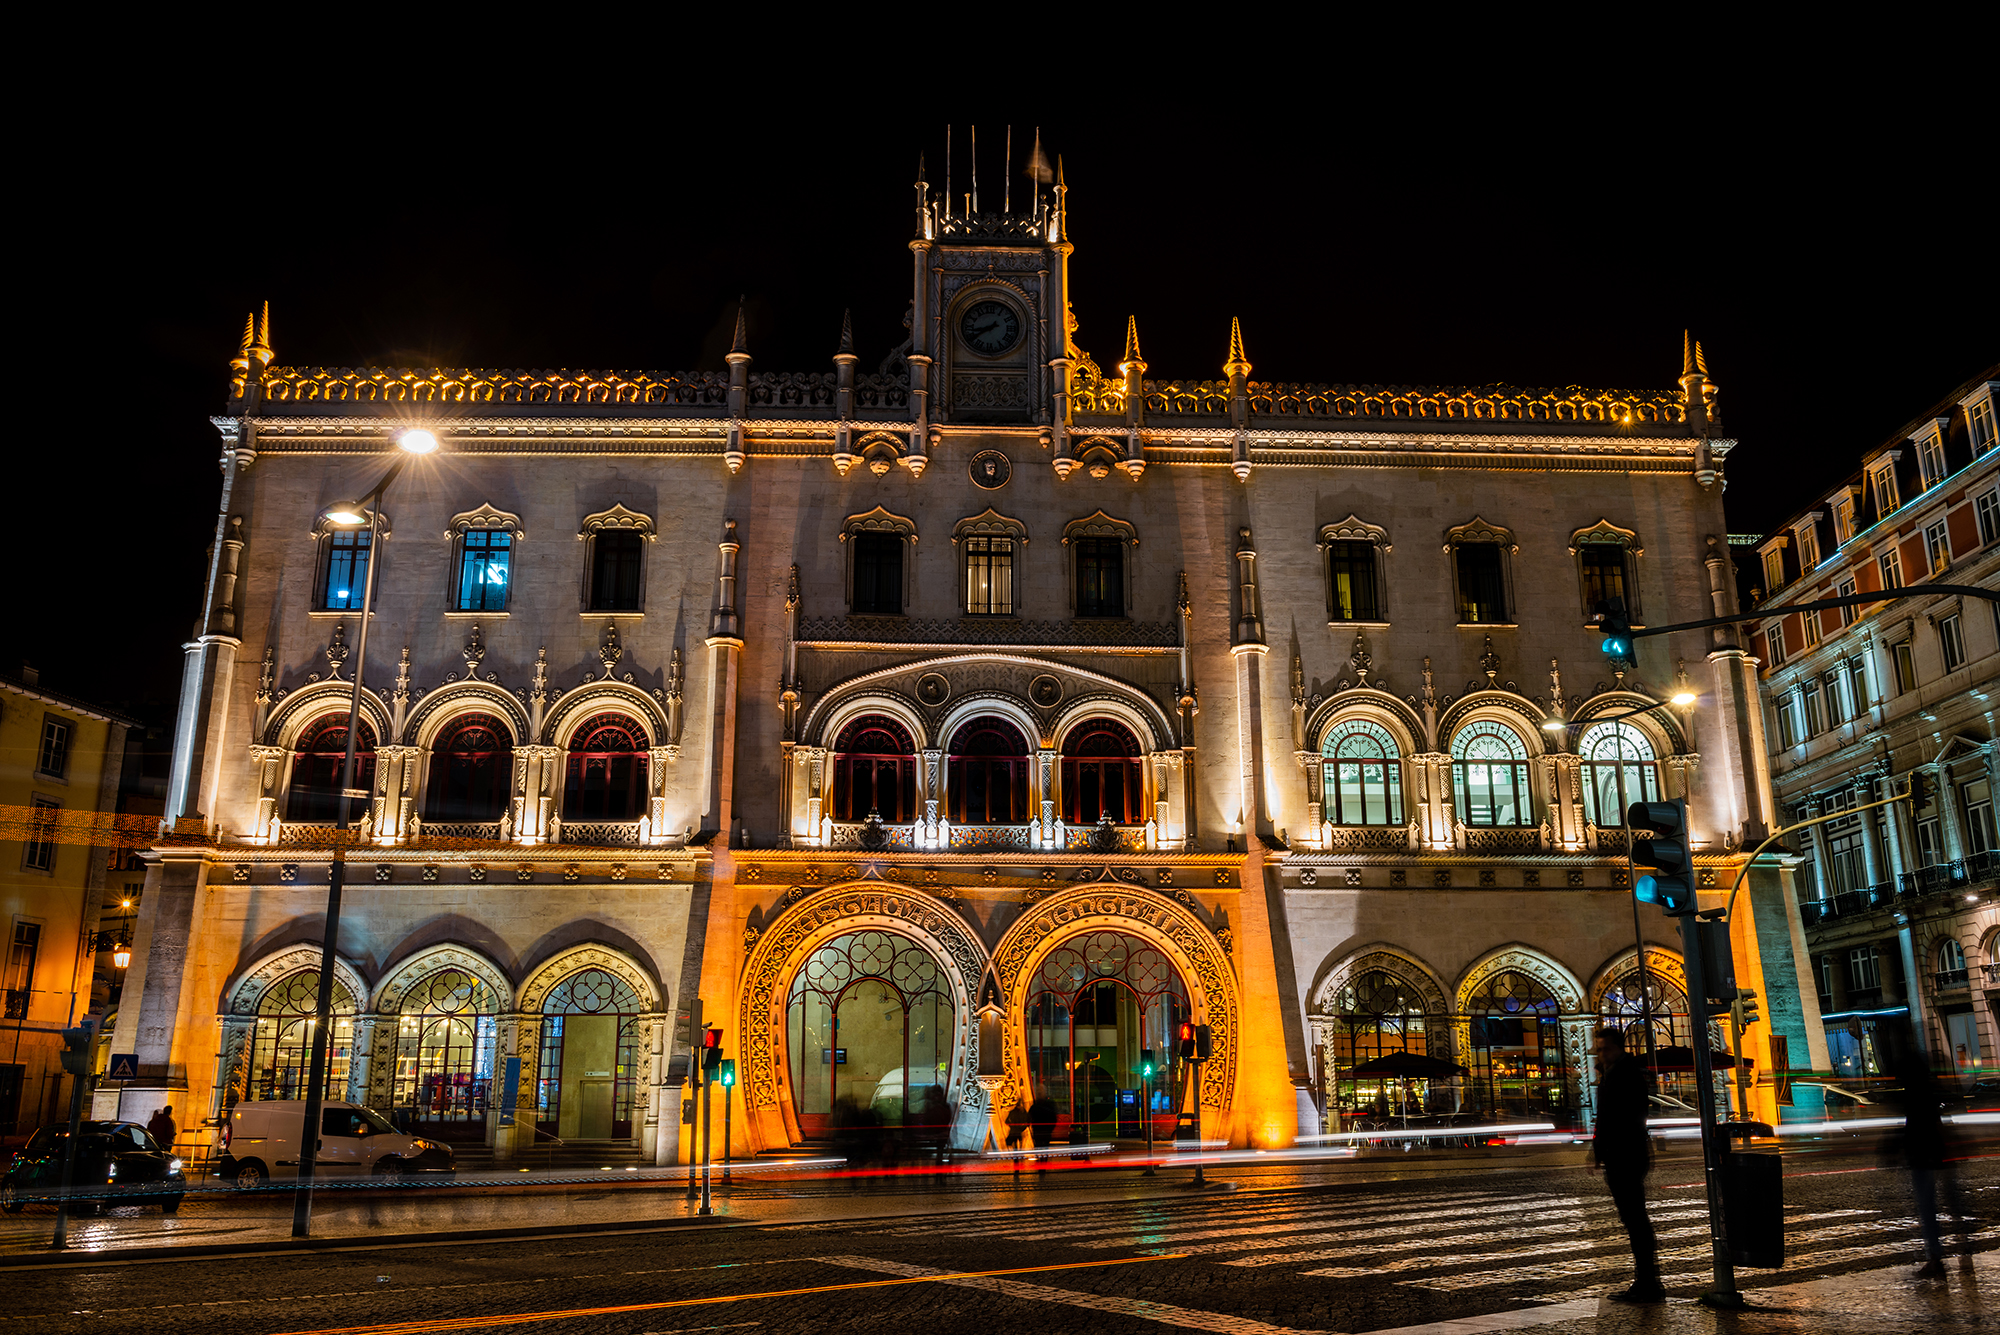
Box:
[1344,1052,1470,1127]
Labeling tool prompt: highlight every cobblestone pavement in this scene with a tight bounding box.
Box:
[0,1148,1993,1334]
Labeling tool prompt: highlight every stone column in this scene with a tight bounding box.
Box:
[1300,752,1324,847]
[114,849,206,1116]
[353,1014,387,1107]
[642,1015,667,1160]
[374,745,420,842]
[1937,765,1970,862]
[250,745,290,842]
[1412,753,1455,851]
[515,745,564,843]
[648,746,675,840]
[1804,805,1833,898]
[1038,749,1057,846]
[1548,752,1587,851]
[1858,773,1887,888]
[922,748,944,846]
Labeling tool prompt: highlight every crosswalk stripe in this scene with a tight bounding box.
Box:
[1065,1195,1567,1249]
[1305,1239,1606,1279]
[999,1191,1518,1243]
[857,1190,1510,1239]
[1199,1208,1727,1267]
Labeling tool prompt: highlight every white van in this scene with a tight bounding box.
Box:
[217,1101,456,1188]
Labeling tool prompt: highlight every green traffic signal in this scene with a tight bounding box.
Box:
[718,1058,736,1087]
[1596,598,1635,669]
[1628,797,1695,915]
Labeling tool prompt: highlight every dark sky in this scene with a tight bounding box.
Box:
[16,81,1992,727]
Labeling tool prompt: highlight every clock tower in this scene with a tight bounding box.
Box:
[908,155,1071,430]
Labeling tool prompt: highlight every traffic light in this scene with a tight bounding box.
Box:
[59,1019,96,1076]
[1178,1021,1196,1059]
[1193,1025,1213,1062]
[1628,798,1695,915]
[1140,1049,1155,1079]
[1596,598,1634,670]
[1730,989,1761,1030]
[718,1059,736,1088]
[1906,771,1930,811]
[701,1025,723,1072]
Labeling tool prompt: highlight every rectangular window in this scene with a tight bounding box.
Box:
[5,923,39,994]
[1765,626,1787,667]
[1774,694,1798,750]
[1963,780,1994,855]
[1802,608,1821,650]
[1454,544,1508,623]
[1847,655,1870,713]
[1917,431,1946,489]
[1971,398,1997,457]
[1817,955,1834,1000]
[851,533,904,615]
[1925,520,1951,575]
[1327,542,1380,622]
[455,531,512,613]
[1836,577,1858,626]
[1874,465,1900,515]
[1916,817,1943,867]
[22,799,58,872]
[1893,639,1916,693]
[1763,548,1785,593]
[1827,828,1867,893]
[589,531,643,611]
[1801,680,1825,735]
[36,717,70,778]
[1847,946,1881,993]
[1822,670,1847,727]
[1833,498,1855,545]
[320,528,371,611]
[964,537,1014,615]
[1879,549,1903,591]
[1797,524,1820,571]
[1939,612,1966,672]
[1074,538,1124,617]
[1578,543,1627,614]
[1977,491,2000,546]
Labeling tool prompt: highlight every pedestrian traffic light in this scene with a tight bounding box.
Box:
[58,1019,96,1076]
[1140,1050,1155,1079]
[1193,1024,1213,1062]
[701,1025,723,1072]
[1730,989,1760,1030]
[1177,1021,1196,1059]
[1628,798,1695,915]
[718,1059,736,1088]
[1596,598,1634,670]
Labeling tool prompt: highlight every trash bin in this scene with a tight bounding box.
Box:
[1175,1113,1200,1142]
[1722,1150,1784,1268]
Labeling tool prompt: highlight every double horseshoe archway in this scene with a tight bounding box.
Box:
[737,881,1240,1153]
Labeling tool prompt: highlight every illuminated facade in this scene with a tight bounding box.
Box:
[1752,370,2000,1086]
[122,165,1821,1160]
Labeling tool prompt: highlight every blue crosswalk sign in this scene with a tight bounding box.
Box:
[107,1053,139,1080]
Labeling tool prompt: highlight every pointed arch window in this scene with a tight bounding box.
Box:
[1321,720,1405,826]
[424,714,515,823]
[843,508,917,616]
[948,717,1029,825]
[286,716,377,822]
[317,529,372,612]
[1450,721,1531,828]
[830,714,917,823]
[579,505,654,614]
[1577,722,1660,827]
[448,506,524,614]
[1062,720,1143,824]
[1319,516,1390,623]
[562,713,649,821]
[1446,518,1515,625]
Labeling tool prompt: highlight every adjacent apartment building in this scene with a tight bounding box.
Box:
[1752,367,2000,1082]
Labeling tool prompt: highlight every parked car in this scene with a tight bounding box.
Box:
[218,1101,454,1188]
[1,1121,185,1214]
[1967,1076,2000,1112]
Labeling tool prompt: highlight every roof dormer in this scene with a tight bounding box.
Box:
[1756,532,1790,596]
[1829,484,1862,547]
[1791,511,1825,574]
[1866,449,1903,521]
[1961,381,1998,459]
[1910,417,1951,492]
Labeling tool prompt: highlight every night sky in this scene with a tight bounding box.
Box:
[17,88,1991,727]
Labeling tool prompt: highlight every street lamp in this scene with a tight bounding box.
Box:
[292,426,439,1239]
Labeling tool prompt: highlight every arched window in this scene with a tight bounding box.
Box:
[1062,720,1142,824]
[1322,720,1404,826]
[948,718,1028,825]
[536,966,643,1141]
[286,716,378,822]
[1466,971,1571,1121]
[785,931,954,1139]
[1026,931,1190,1141]
[1451,721,1531,828]
[425,714,515,823]
[247,969,356,1102]
[563,713,649,821]
[831,714,917,823]
[1327,971,1439,1127]
[1598,969,1700,1109]
[1939,938,1967,972]
[389,968,499,1136]
[1577,722,1660,827]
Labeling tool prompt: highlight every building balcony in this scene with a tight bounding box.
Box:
[1934,968,1971,992]
[804,818,1156,854]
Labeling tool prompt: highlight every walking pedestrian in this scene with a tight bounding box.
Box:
[1004,1093,1031,1175]
[1028,1091,1056,1175]
[1590,1027,1662,1303]
[147,1104,177,1152]
[1890,1034,1965,1278]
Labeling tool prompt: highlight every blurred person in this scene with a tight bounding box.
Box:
[147,1105,177,1151]
[1004,1092,1031,1174]
[1889,1032,1966,1278]
[1590,1027,1662,1303]
[1028,1091,1057,1175]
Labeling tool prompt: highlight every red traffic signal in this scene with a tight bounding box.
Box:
[702,1026,723,1049]
[1178,1020,1196,1059]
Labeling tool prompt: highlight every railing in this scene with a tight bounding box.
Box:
[418,821,503,842]
[1063,823,1150,853]
[556,821,645,846]
[1934,968,1971,990]
[825,821,916,851]
[947,824,1033,852]
[1463,826,1542,854]
[1983,963,2000,984]
[3,989,25,1020]
[795,616,1180,649]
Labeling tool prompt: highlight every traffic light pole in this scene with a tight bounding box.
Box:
[49,1034,91,1251]
[722,1076,732,1188]
[698,1065,713,1216]
[1188,1060,1206,1189]
[1610,716,1658,1069]
[1679,912,1741,1308]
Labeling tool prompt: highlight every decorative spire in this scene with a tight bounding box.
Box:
[728,298,750,358]
[1118,315,1146,375]
[1224,317,1251,379]
[836,308,855,357]
[237,313,256,356]
[1682,328,1695,378]
[1694,338,1707,376]
[257,301,270,356]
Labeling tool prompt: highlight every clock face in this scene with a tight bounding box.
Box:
[960,300,1022,355]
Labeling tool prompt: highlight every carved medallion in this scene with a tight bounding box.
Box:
[1029,674,1063,707]
[969,450,1012,489]
[915,673,950,706]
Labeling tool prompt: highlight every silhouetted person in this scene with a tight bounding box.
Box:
[1891,1035,1965,1278]
[1591,1028,1662,1303]
[147,1105,177,1151]
[919,1084,950,1158]
[1005,1093,1031,1174]
[1028,1092,1057,1174]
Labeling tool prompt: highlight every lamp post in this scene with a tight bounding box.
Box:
[1542,690,1697,1078]
[290,428,436,1239]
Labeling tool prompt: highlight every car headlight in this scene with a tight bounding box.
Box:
[169,1158,184,1175]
